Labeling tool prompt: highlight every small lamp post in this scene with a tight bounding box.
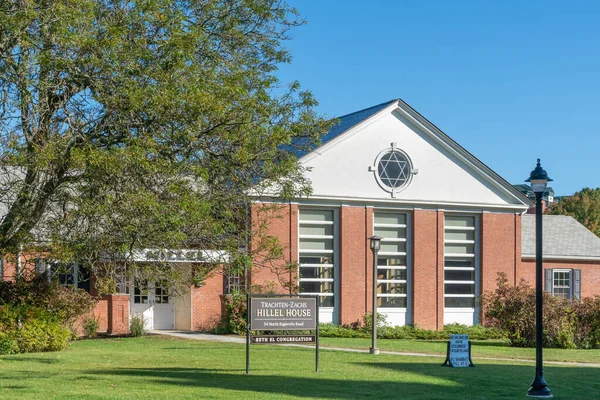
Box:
[526,158,553,398]
[369,235,382,355]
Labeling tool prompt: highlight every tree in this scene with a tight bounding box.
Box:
[0,0,329,288]
[546,188,600,237]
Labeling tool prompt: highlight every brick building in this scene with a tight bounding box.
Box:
[248,99,600,330]
[3,98,600,332]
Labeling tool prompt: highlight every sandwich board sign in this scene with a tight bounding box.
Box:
[442,334,474,368]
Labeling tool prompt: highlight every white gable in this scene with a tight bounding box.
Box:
[300,104,528,209]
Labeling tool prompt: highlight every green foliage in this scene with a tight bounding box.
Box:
[0,277,96,326]
[0,0,330,292]
[0,332,19,355]
[317,313,502,341]
[15,318,71,353]
[216,291,248,335]
[83,316,100,338]
[547,187,600,237]
[319,323,369,338]
[130,314,145,338]
[0,304,70,354]
[572,296,600,349]
[482,272,600,349]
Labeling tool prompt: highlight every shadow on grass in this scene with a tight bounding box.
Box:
[84,361,600,399]
[0,357,61,364]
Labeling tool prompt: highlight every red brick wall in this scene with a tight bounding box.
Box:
[250,202,298,293]
[106,294,130,335]
[191,272,224,330]
[519,259,600,298]
[481,213,518,295]
[412,209,440,330]
[339,206,369,325]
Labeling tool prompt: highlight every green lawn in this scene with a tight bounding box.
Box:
[1,336,600,399]
[320,337,600,364]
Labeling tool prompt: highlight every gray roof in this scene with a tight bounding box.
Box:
[294,99,397,158]
[522,215,600,260]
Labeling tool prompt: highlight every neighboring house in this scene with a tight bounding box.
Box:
[521,215,600,301]
[513,183,556,204]
[3,98,600,332]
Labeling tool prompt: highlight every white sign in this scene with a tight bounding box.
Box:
[449,334,470,367]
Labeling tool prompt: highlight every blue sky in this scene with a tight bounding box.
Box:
[277,0,600,196]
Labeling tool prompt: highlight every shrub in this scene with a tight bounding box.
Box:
[320,323,368,338]
[216,291,247,335]
[0,332,18,355]
[0,305,71,353]
[317,313,500,341]
[481,272,600,349]
[0,277,96,326]
[83,316,100,338]
[130,314,145,337]
[572,296,600,349]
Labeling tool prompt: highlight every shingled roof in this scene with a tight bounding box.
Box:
[522,215,600,261]
[294,99,397,158]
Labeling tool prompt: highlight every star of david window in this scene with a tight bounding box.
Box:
[370,143,416,197]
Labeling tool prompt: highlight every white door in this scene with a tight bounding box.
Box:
[131,281,174,330]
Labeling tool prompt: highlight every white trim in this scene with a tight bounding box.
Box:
[298,207,340,324]
[374,210,412,325]
[392,101,532,207]
[256,196,529,212]
[298,220,334,225]
[298,235,334,240]
[298,101,399,164]
[298,249,334,254]
[522,255,600,262]
[300,264,334,268]
[444,253,475,258]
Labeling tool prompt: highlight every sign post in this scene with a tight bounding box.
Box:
[442,334,474,368]
[246,294,319,374]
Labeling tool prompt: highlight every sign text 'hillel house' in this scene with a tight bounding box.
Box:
[250,298,317,330]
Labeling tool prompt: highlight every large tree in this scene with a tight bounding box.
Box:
[547,188,600,238]
[0,0,328,286]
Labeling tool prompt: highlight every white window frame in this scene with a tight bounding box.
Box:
[443,214,479,312]
[298,208,337,312]
[373,212,410,310]
[552,269,572,300]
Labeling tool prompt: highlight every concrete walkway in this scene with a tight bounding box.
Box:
[150,330,600,368]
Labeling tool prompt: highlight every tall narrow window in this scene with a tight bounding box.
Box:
[299,209,335,307]
[374,212,408,308]
[444,215,477,308]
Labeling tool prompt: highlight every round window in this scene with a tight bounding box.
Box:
[371,146,414,195]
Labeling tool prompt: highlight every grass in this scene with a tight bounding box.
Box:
[0,336,600,399]
[319,337,600,364]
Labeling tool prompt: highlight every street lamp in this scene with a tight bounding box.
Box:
[525,158,553,398]
[369,235,382,355]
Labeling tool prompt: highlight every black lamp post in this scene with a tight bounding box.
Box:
[369,235,382,355]
[525,158,553,398]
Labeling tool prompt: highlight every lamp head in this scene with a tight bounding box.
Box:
[525,158,553,194]
[369,235,382,251]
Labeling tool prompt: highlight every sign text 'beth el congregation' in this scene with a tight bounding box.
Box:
[250,298,317,330]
